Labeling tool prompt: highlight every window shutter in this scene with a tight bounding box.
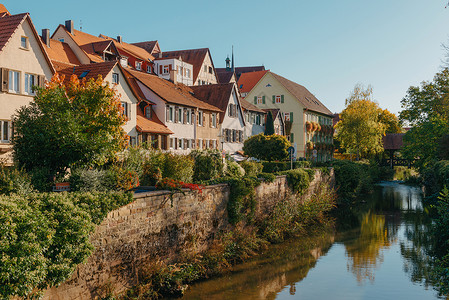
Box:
[159,65,162,74]
[175,107,178,122]
[175,138,178,149]
[233,104,237,117]
[272,95,275,104]
[203,140,206,149]
[169,64,172,71]
[183,109,187,124]
[254,96,257,105]
[166,106,169,121]
[281,95,284,103]
[38,75,45,88]
[262,96,265,104]
[239,131,243,142]
[203,113,205,125]
[1,68,8,92]
[290,133,294,143]
[209,113,212,128]
[290,112,293,122]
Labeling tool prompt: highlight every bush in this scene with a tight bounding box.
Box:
[224,160,245,178]
[105,165,140,191]
[239,161,263,177]
[190,150,224,182]
[164,153,194,183]
[243,134,291,161]
[227,177,260,224]
[141,150,166,186]
[278,168,314,195]
[262,161,311,173]
[29,167,54,192]
[69,167,108,192]
[0,166,33,195]
[332,160,372,203]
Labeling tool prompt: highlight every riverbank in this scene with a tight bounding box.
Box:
[41,169,335,299]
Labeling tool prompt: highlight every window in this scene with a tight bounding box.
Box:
[258,96,263,104]
[198,110,203,126]
[209,66,213,74]
[163,65,169,74]
[204,65,207,72]
[186,108,191,124]
[8,70,20,93]
[284,112,290,122]
[20,36,28,49]
[0,120,9,143]
[178,138,183,149]
[211,113,217,128]
[178,107,183,123]
[58,38,64,42]
[135,61,142,71]
[112,73,119,84]
[178,66,183,75]
[145,106,152,119]
[166,106,174,122]
[186,69,191,78]
[198,138,202,149]
[275,95,281,103]
[170,138,174,149]
[25,73,36,95]
[147,65,152,73]
[121,102,130,119]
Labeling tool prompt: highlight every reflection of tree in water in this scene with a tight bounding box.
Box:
[344,212,396,283]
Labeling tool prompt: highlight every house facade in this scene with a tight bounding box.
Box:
[239,71,333,161]
[0,10,55,164]
[240,99,266,139]
[153,57,194,86]
[190,83,246,153]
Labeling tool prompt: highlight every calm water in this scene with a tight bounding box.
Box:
[182,182,444,300]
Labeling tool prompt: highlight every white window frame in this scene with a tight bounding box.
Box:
[20,36,28,49]
[211,113,217,128]
[284,112,291,122]
[178,107,183,123]
[135,61,142,71]
[169,106,174,122]
[9,70,20,94]
[112,73,119,84]
[198,110,203,126]
[186,108,191,124]
[25,73,36,95]
[275,95,281,103]
[146,65,151,73]
[0,120,10,143]
[257,96,263,104]
[186,69,191,78]
[163,65,169,74]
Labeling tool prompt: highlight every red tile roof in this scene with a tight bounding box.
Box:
[161,48,211,83]
[241,98,265,113]
[0,13,27,53]
[189,83,238,123]
[270,72,333,116]
[46,38,81,66]
[237,70,268,95]
[99,34,155,62]
[132,40,160,55]
[216,69,235,84]
[57,61,117,82]
[126,68,221,112]
[383,133,405,150]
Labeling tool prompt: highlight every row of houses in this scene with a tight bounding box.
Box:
[0,4,334,164]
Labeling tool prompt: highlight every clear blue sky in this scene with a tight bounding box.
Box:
[5,0,449,115]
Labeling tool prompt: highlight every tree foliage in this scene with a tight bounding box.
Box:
[379,109,402,133]
[12,74,128,177]
[336,85,386,160]
[243,133,291,162]
[399,69,449,167]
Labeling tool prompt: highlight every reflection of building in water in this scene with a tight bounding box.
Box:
[344,212,397,283]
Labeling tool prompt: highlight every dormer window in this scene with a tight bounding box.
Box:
[145,106,152,119]
[58,38,64,42]
[112,73,119,84]
[146,65,151,73]
[136,61,142,71]
[20,36,28,49]
[163,65,169,74]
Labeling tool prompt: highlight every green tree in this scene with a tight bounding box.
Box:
[379,109,402,133]
[243,133,291,161]
[12,74,127,178]
[336,85,386,160]
[399,69,449,167]
[264,111,275,135]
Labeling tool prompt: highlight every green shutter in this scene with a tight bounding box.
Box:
[262,96,266,104]
[281,95,284,103]
[290,112,293,122]
[254,96,257,105]
[290,133,294,143]
[272,95,275,104]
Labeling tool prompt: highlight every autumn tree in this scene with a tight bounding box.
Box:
[335,85,386,160]
[399,69,449,167]
[13,74,127,177]
[378,109,402,133]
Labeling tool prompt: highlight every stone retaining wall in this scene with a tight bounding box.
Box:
[42,169,334,300]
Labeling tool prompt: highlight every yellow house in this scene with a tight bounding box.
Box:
[0,6,55,164]
[238,70,334,161]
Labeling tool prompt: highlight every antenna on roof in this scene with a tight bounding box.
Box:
[79,20,83,32]
[231,45,234,72]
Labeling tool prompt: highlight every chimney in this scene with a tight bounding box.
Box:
[117,35,122,43]
[65,20,74,35]
[42,29,50,47]
[169,69,177,84]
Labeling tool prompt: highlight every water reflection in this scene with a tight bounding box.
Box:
[182,183,442,300]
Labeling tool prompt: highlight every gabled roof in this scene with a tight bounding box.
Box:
[131,40,160,55]
[0,12,55,74]
[136,104,172,135]
[241,98,265,113]
[237,70,268,95]
[270,72,333,117]
[216,69,235,84]
[125,68,221,112]
[190,83,242,124]
[0,4,10,17]
[57,60,117,82]
[45,38,81,66]
[234,66,265,80]
[160,48,212,83]
[99,34,155,62]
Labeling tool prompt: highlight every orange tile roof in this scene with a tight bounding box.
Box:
[241,98,265,113]
[46,38,81,66]
[0,4,10,16]
[136,114,173,135]
[125,68,222,112]
[237,70,268,95]
[57,61,117,83]
[161,48,211,83]
[100,35,155,62]
[0,13,27,53]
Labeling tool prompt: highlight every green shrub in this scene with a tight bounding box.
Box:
[239,161,263,177]
[262,160,311,173]
[141,150,166,186]
[190,150,224,182]
[224,160,245,178]
[0,166,33,195]
[227,177,260,224]
[104,165,140,191]
[69,167,108,192]
[29,167,53,192]
[332,160,372,203]
[164,153,194,183]
[243,134,291,161]
[258,172,276,183]
[278,168,314,195]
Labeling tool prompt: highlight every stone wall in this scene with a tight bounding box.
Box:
[42,169,334,300]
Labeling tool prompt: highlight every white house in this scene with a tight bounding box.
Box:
[153,57,194,86]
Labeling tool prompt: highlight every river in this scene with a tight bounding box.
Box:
[182,182,444,300]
